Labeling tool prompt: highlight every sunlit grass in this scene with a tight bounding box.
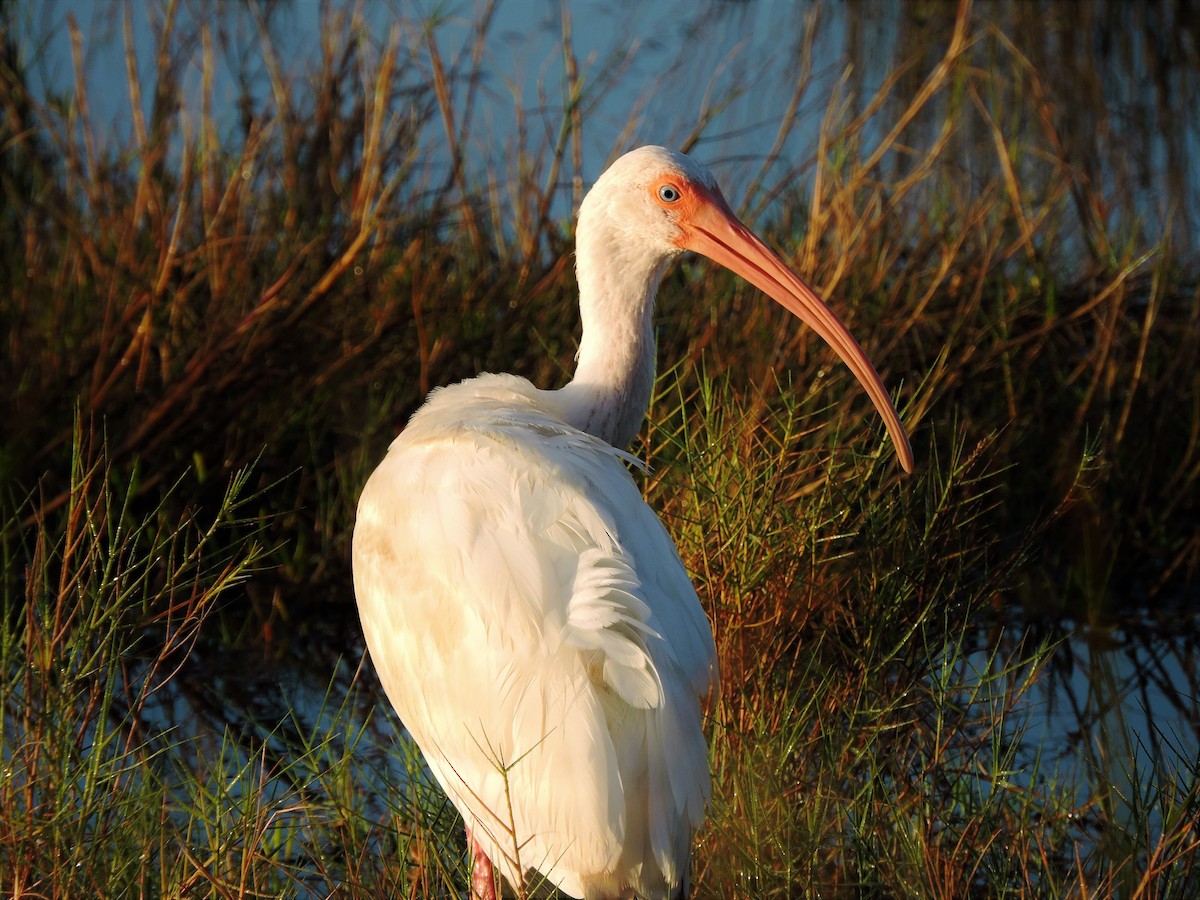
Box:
[2,0,1199,896]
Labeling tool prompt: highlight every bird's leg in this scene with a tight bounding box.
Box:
[466,825,498,900]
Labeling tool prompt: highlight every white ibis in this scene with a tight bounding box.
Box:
[353,146,912,900]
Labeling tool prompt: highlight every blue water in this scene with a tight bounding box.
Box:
[22,0,1198,245]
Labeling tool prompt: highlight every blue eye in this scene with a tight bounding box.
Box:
[658,184,681,203]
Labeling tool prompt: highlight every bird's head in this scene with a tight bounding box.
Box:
[581,145,914,473]
[580,146,726,257]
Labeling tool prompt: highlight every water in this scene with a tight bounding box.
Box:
[20,0,1199,246]
[1038,615,1200,814]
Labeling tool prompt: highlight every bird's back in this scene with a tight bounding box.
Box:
[352,373,717,899]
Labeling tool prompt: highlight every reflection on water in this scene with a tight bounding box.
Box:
[25,0,1199,245]
[1050,616,1200,763]
[847,0,1200,250]
[1042,612,1200,822]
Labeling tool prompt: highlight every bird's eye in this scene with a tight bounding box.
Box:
[658,184,682,203]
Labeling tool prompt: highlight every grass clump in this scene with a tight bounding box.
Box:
[0,425,262,892]
[2,0,1199,896]
[0,429,473,895]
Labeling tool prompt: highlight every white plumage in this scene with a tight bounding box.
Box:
[356,375,714,898]
[353,146,911,900]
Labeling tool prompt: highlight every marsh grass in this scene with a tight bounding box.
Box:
[2,0,1199,896]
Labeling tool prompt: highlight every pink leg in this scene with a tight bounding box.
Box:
[466,825,498,900]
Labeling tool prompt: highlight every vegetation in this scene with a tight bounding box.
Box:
[2,0,1197,896]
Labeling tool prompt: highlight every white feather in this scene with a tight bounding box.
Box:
[354,374,717,899]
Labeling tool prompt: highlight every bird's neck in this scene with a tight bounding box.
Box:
[553,233,671,449]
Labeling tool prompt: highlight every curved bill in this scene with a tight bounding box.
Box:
[676,185,914,474]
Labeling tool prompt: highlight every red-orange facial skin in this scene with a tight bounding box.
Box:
[651,176,725,222]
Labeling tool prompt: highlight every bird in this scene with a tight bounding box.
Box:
[352,145,913,900]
